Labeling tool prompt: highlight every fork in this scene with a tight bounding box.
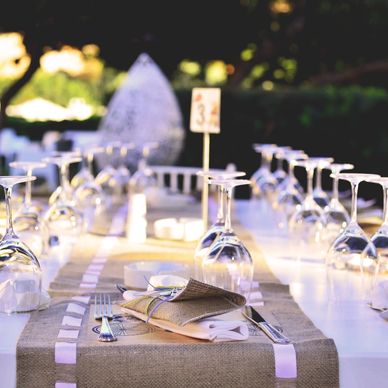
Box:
[94,294,117,342]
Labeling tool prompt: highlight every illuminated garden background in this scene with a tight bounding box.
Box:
[1,0,388,190]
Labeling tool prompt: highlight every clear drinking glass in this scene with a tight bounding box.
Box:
[43,155,84,245]
[273,146,292,184]
[117,143,135,194]
[193,170,246,280]
[250,143,278,202]
[48,151,81,206]
[0,175,42,313]
[326,173,379,301]
[9,161,49,257]
[72,147,106,229]
[95,142,123,204]
[275,151,307,229]
[312,157,334,208]
[366,177,388,302]
[202,179,254,298]
[322,163,354,245]
[129,143,159,204]
[288,159,327,260]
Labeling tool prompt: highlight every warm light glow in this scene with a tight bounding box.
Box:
[205,60,227,85]
[40,45,103,79]
[226,64,235,75]
[6,97,101,122]
[270,0,293,13]
[41,46,85,76]
[262,80,274,91]
[0,32,30,78]
[179,60,201,76]
[0,33,26,63]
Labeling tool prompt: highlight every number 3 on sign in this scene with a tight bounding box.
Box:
[190,88,221,134]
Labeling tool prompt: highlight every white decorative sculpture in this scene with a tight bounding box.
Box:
[97,53,185,170]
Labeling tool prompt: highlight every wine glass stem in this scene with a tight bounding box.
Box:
[224,186,234,233]
[383,187,388,225]
[277,158,283,171]
[288,161,295,179]
[25,168,32,208]
[306,167,314,199]
[87,153,94,176]
[332,176,339,201]
[4,186,16,237]
[60,164,70,200]
[262,152,272,172]
[350,182,359,223]
[216,186,224,223]
[315,167,322,190]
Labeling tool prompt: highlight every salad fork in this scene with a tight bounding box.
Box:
[94,294,117,342]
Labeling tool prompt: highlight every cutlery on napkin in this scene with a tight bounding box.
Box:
[121,275,249,342]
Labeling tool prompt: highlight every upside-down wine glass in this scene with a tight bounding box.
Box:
[129,142,159,203]
[193,170,246,280]
[72,147,106,229]
[202,179,254,298]
[288,159,327,260]
[275,151,307,229]
[322,163,354,245]
[312,157,334,208]
[326,173,379,301]
[43,155,84,247]
[273,146,292,184]
[250,144,278,201]
[95,142,123,205]
[48,151,80,206]
[117,143,135,194]
[9,161,49,257]
[365,177,388,302]
[0,175,42,313]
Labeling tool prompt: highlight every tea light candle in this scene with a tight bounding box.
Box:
[153,217,204,242]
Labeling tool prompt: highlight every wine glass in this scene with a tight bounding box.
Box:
[95,142,123,205]
[9,161,49,257]
[117,143,135,193]
[43,155,84,247]
[365,177,388,301]
[273,146,292,184]
[326,173,379,301]
[71,146,102,189]
[193,170,246,280]
[48,151,81,206]
[312,157,334,208]
[250,143,278,201]
[275,151,307,229]
[288,159,327,260]
[129,142,159,205]
[322,163,354,245]
[202,179,254,298]
[277,150,306,194]
[73,147,106,229]
[0,175,42,313]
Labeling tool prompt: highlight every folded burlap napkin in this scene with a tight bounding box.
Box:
[121,276,248,341]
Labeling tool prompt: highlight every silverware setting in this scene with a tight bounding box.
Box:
[243,305,291,344]
[94,293,117,342]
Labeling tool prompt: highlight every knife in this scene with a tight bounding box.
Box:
[243,306,291,344]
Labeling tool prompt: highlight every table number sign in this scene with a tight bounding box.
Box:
[190,87,221,230]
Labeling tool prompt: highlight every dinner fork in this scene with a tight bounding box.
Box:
[94,294,117,342]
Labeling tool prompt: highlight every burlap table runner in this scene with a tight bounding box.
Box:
[17,201,339,388]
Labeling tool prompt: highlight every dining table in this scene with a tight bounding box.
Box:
[0,198,387,388]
